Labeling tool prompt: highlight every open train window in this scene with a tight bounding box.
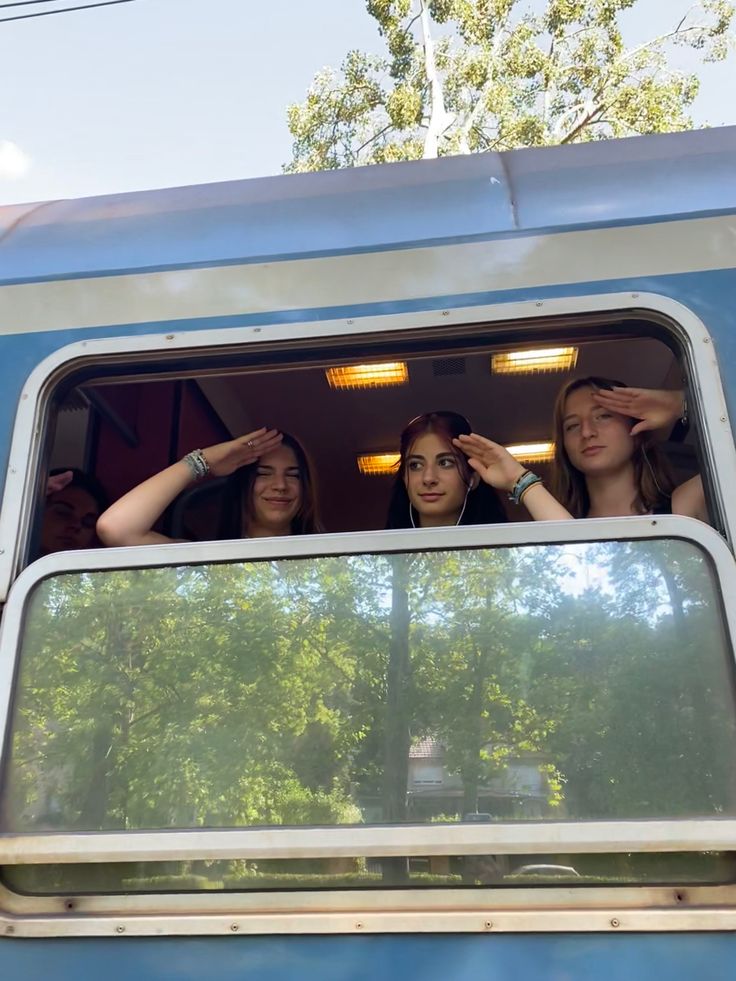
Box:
[2,302,735,905]
[33,316,705,559]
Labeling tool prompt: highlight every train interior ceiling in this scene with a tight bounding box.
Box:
[47,322,695,541]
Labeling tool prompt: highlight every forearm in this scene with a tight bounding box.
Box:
[519,482,573,521]
[504,466,573,521]
[97,461,194,546]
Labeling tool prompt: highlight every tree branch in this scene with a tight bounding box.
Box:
[355,121,395,160]
[455,8,514,152]
[559,101,606,144]
[400,9,422,40]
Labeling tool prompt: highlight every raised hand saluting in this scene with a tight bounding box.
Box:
[97,427,288,546]
[591,386,685,437]
[453,433,526,492]
[453,432,572,521]
[200,428,283,476]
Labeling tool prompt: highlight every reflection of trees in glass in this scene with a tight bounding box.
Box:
[409,547,562,818]
[4,539,736,835]
[5,561,375,832]
[529,540,736,818]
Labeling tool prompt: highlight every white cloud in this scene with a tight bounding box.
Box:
[0,141,32,180]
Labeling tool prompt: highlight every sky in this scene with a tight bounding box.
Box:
[1,0,735,206]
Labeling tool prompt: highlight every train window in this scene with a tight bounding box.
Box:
[4,536,735,851]
[35,327,703,551]
[3,307,730,902]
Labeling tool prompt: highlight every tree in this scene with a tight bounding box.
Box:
[285,0,734,172]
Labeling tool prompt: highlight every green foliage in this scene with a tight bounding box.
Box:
[285,0,734,171]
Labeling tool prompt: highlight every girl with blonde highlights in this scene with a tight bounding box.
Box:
[550,377,706,520]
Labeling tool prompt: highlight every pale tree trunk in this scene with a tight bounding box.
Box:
[419,0,454,158]
[382,554,411,884]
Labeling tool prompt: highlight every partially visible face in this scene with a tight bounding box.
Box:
[248,444,303,536]
[562,386,636,475]
[403,431,469,527]
[41,485,99,554]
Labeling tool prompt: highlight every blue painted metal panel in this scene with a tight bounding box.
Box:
[509,126,736,230]
[0,933,734,981]
[0,155,512,283]
[1,127,735,284]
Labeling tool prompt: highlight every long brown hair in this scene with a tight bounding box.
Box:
[386,410,506,528]
[219,432,322,537]
[552,377,674,518]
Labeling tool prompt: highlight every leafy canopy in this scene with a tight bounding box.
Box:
[285,0,734,171]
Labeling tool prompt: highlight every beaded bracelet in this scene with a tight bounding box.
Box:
[508,469,542,505]
[182,449,210,481]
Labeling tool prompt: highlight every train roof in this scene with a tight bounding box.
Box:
[1,125,736,285]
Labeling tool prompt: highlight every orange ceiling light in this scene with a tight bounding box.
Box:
[357,452,401,476]
[326,361,409,390]
[491,347,578,375]
[505,442,556,464]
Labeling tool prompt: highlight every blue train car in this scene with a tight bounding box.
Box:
[1,126,736,979]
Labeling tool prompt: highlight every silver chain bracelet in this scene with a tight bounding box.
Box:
[182,449,210,481]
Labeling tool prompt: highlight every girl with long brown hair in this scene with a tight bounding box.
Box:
[453,379,706,521]
[97,427,322,546]
[386,411,507,529]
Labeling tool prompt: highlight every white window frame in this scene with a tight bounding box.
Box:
[1,291,736,934]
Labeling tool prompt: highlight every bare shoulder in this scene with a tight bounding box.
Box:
[671,475,708,524]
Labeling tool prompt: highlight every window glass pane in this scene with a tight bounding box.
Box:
[3,539,736,834]
[6,851,736,895]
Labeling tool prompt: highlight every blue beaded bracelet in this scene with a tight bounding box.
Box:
[508,470,542,505]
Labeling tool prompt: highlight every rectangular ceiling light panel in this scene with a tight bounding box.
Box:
[505,442,556,464]
[492,347,578,375]
[326,362,409,390]
[357,453,401,476]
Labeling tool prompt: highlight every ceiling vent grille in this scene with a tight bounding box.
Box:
[432,357,466,377]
